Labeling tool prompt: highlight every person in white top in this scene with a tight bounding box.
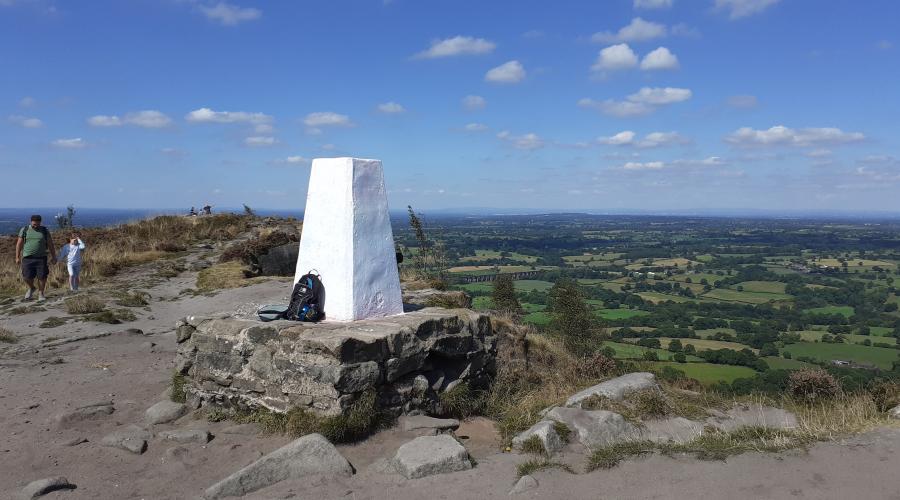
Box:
[59,231,86,292]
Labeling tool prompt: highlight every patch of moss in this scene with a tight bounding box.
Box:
[552,421,572,443]
[519,435,547,456]
[82,308,136,324]
[516,459,574,478]
[39,316,67,329]
[115,290,151,307]
[587,441,656,471]
[171,372,187,403]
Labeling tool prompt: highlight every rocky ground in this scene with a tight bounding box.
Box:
[2,242,900,499]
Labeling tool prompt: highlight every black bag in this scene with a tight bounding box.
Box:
[283,271,323,322]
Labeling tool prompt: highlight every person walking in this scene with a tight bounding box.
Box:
[59,231,86,292]
[15,214,57,301]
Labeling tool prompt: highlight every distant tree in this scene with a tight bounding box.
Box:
[407,205,429,273]
[492,274,521,315]
[55,205,76,229]
[782,351,792,359]
[547,278,596,356]
[759,343,779,357]
[642,350,659,361]
[668,338,683,352]
[673,353,687,363]
[683,344,696,355]
[242,204,256,216]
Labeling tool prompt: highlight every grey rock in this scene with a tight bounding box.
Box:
[512,420,565,455]
[509,475,538,495]
[101,425,152,454]
[392,434,472,479]
[20,477,75,498]
[176,324,194,343]
[158,429,212,444]
[54,402,114,428]
[258,242,299,276]
[145,400,187,425]
[412,375,430,394]
[544,407,642,449]
[707,404,798,432]
[58,437,88,447]
[642,417,704,444]
[565,372,658,407]
[220,423,261,436]
[399,416,460,432]
[204,433,352,499]
[889,405,900,420]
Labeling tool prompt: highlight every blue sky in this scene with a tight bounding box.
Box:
[2,0,898,212]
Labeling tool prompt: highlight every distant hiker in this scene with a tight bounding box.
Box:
[15,214,57,301]
[189,206,197,216]
[59,231,86,292]
[202,204,212,215]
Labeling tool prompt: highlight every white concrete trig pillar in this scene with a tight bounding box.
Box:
[294,157,404,321]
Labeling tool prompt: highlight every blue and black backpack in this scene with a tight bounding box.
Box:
[257,271,323,322]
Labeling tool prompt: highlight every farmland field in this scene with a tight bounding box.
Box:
[762,356,816,370]
[596,308,650,320]
[780,342,900,369]
[701,288,792,304]
[733,281,787,294]
[651,362,758,385]
[804,305,855,317]
[603,342,703,362]
[459,249,538,263]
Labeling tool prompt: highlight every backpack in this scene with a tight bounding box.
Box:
[282,271,323,322]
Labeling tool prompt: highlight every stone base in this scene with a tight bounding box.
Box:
[174,308,497,417]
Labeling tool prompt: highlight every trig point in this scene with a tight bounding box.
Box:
[294,157,404,321]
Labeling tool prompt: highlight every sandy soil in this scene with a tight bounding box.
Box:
[2,245,900,500]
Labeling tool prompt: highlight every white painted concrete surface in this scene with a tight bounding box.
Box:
[294,157,403,321]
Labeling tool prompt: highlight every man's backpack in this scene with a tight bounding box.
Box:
[283,271,323,322]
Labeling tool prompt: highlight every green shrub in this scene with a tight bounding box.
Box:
[788,369,840,402]
[868,379,900,412]
[439,383,486,419]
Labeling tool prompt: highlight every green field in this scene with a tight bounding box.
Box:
[636,292,696,304]
[870,326,895,337]
[459,249,538,264]
[596,308,650,320]
[762,356,816,370]
[668,338,758,353]
[780,342,900,369]
[651,362,758,385]
[670,273,723,284]
[603,341,703,362]
[694,328,737,339]
[734,281,787,294]
[794,330,896,346]
[803,305,855,317]
[701,288,792,304]
[514,280,555,292]
[472,296,492,310]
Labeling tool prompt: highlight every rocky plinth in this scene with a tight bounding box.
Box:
[174,308,497,416]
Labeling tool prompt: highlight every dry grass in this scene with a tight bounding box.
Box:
[516,459,575,477]
[0,326,17,343]
[64,295,105,314]
[0,214,251,299]
[196,261,270,291]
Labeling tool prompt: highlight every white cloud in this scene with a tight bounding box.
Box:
[640,46,679,70]
[715,0,781,20]
[592,17,666,43]
[727,94,759,109]
[87,115,122,127]
[805,149,832,158]
[627,86,692,104]
[725,125,865,148]
[485,60,526,84]
[52,138,87,149]
[199,2,261,26]
[254,123,274,134]
[303,112,353,127]
[284,155,309,164]
[497,130,544,150]
[377,102,406,114]
[414,36,496,59]
[19,96,36,107]
[670,23,701,38]
[462,95,486,111]
[637,131,687,147]
[623,161,665,170]
[244,136,277,147]
[876,40,893,50]
[8,115,43,128]
[464,123,488,132]
[186,108,272,125]
[634,0,673,9]
[88,110,172,128]
[161,147,188,158]
[579,98,655,118]
[592,44,639,72]
[671,156,727,167]
[598,130,637,145]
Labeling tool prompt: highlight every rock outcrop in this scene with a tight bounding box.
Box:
[392,435,472,479]
[565,372,658,407]
[174,308,497,416]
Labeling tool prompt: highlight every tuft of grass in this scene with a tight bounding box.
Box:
[440,383,487,419]
[632,389,673,419]
[8,305,46,315]
[64,295,105,314]
[552,421,572,443]
[157,261,186,278]
[0,327,18,343]
[171,372,187,403]
[516,459,575,478]
[82,308,136,324]
[588,441,656,471]
[39,316,67,329]
[196,261,268,291]
[115,290,150,307]
[519,435,547,456]
[659,427,808,461]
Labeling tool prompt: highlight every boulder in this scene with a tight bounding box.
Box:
[20,477,75,498]
[402,288,472,310]
[706,403,798,432]
[512,420,565,455]
[889,405,900,420]
[392,435,472,479]
[509,475,538,495]
[204,433,352,499]
[565,372,658,407]
[101,425,152,454]
[54,401,114,428]
[399,415,460,432]
[145,401,187,425]
[158,429,212,444]
[642,417,704,444]
[257,242,298,276]
[544,407,642,449]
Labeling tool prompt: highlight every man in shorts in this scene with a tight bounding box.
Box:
[15,214,57,301]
